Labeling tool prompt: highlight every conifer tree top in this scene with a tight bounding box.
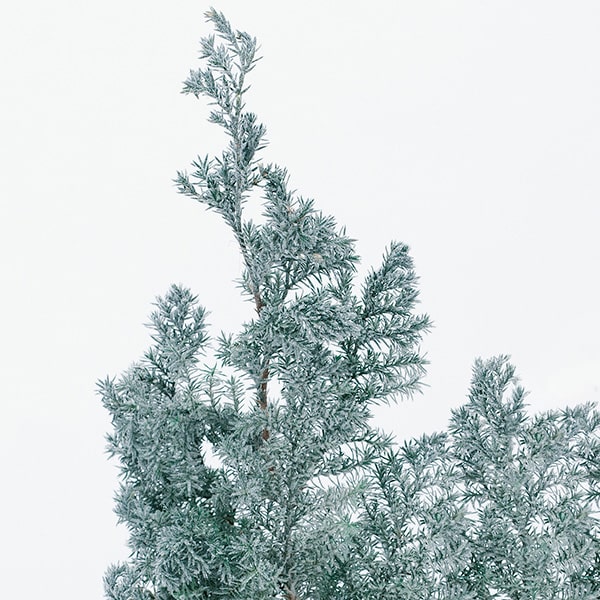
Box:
[99,9,599,600]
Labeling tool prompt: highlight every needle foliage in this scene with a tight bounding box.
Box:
[99,10,600,599]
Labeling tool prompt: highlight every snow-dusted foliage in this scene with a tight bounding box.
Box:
[99,10,599,599]
[352,357,600,599]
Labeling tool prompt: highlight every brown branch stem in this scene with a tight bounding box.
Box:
[254,288,270,441]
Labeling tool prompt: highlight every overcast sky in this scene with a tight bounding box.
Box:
[1,1,599,597]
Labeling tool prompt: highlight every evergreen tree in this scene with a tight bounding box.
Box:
[99,10,599,599]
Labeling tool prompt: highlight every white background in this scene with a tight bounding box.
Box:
[1,1,599,597]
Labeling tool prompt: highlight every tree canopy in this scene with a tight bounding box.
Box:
[99,9,600,599]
